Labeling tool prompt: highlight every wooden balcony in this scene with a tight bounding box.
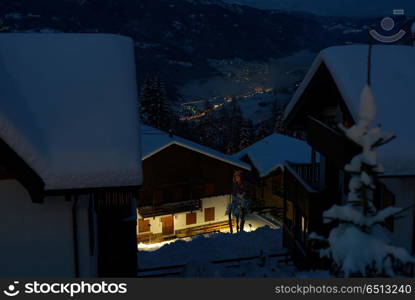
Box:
[288,162,320,189]
[306,116,361,168]
[137,199,202,218]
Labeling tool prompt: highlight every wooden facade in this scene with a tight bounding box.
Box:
[283,60,415,267]
[239,155,285,215]
[138,144,234,216]
[137,143,242,242]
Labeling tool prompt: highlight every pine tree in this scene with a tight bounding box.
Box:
[255,120,272,141]
[226,194,250,233]
[273,106,306,140]
[199,102,219,147]
[226,101,244,154]
[216,106,231,153]
[311,85,415,277]
[274,107,289,135]
[239,119,254,151]
[140,74,173,132]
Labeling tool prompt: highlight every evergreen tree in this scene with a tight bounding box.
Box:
[273,107,289,135]
[255,120,272,141]
[311,85,415,277]
[273,105,306,140]
[226,100,244,154]
[140,74,173,132]
[226,194,250,233]
[216,106,232,152]
[239,119,254,151]
[200,102,218,146]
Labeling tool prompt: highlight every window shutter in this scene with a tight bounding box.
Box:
[204,207,215,222]
[186,212,197,225]
[138,219,150,233]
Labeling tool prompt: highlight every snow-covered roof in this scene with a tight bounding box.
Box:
[0,34,142,190]
[141,125,251,170]
[285,45,415,177]
[233,133,310,177]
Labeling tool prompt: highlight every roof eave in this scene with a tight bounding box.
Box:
[44,185,141,197]
[143,141,252,171]
[0,137,45,203]
[284,56,324,127]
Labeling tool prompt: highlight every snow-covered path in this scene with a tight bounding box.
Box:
[137,225,296,277]
[136,212,292,277]
[138,225,284,268]
[137,212,280,253]
[136,215,333,277]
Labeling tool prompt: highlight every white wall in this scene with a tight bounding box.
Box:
[380,177,415,254]
[75,197,98,277]
[0,180,97,277]
[138,195,231,234]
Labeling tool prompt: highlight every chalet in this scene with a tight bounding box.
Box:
[233,133,310,218]
[0,34,141,277]
[283,45,415,256]
[137,125,251,243]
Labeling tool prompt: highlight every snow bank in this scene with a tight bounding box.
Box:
[138,226,283,268]
[0,34,142,190]
[323,205,402,227]
[322,225,415,277]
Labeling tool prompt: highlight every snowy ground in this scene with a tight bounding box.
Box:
[138,226,283,268]
[137,214,301,277]
[137,213,279,252]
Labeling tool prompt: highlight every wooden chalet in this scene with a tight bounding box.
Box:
[233,133,310,220]
[283,45,415,260]
[137,125,251,243]
[0,34,141,277]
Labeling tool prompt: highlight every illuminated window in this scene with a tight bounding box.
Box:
[204,207,215,222]
[301,216,306,233]
[186,212,197,225]
[343,120,352,128]
[138,219,150,233]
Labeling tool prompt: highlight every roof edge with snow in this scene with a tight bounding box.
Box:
[143,140,251,171]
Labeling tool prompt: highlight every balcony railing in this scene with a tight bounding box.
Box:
[137,199,201,218]
[288,162,320,188]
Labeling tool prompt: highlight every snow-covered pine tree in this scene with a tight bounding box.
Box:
[226,194,250,233]
[140,74,173,132]
[313,84,415,277]
[226,200,236,234]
